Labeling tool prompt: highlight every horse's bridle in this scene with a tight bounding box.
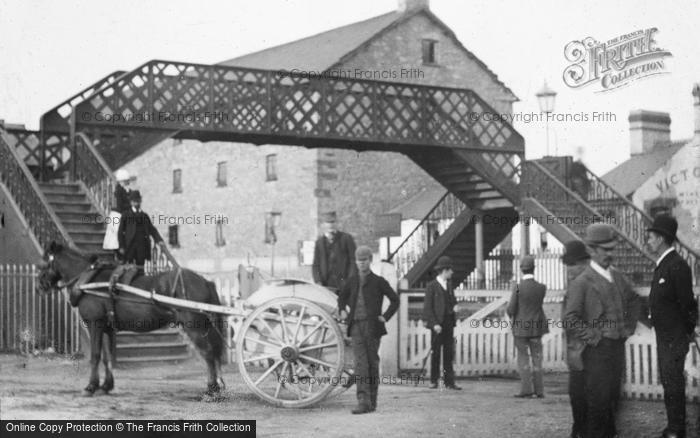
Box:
[46,253,83,290]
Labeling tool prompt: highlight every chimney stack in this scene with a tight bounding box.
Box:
[693,83,700,142]
[628,110,671,155]
[398,0,429,13]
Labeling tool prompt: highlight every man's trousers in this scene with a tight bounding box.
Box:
[569,369,586,437]
[430,323,455,386]
[582,338,625,438]
[351,320,380,408]
[514,336,544,395]
[657,336,690,436]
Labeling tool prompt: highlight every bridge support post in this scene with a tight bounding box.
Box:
[519,207,530,255]
[474,210,485,288]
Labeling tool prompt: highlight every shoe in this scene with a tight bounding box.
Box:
[535,394,545,398]
[351,404,371,415]
[429,383,438,389]
[513,393,534,398]
[445,384,462,390]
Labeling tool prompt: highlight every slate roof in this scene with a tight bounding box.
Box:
[601,140,687,197]
[387,186,447,220]
[219,8,517,101]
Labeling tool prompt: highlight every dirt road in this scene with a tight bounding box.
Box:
[1,354,697,437]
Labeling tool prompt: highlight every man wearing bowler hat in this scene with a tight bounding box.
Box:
[507,255,548,398]
[312,211,357,293]
[422,256,461,390]
[561,240,591,438]
[564,223,641,438]
[117,190,164,267]
[338,246,399,414]
[646,215,698,438]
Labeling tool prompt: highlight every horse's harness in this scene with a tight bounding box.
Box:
[62,262,231,346]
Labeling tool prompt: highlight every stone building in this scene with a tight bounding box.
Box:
[602,84,700,250]
[121,0,518,276]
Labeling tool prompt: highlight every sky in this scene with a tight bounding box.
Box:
[1,0,698,175]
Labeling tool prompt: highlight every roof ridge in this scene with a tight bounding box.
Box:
[219,11,399,66]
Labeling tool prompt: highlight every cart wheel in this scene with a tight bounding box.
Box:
[329,320,355,398]
[236,297,345,408]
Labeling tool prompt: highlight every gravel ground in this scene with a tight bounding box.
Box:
[0,354,698,437]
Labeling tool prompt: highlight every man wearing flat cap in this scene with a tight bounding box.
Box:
[422,256,461,390]
[117,190,164,267]
[312,211,357,294]
[338,246,399,414]
[561,240,591,438]
[507,255,548,398]
[646,215,698,438]
[564,223,641,438]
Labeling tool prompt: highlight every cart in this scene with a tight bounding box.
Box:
[80,278,354,408]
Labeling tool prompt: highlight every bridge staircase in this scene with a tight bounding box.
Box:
[519,157,699,287]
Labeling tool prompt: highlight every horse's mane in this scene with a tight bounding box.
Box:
[49,241,97,264]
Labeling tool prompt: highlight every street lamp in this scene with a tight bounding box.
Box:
[265,212,282,276]
[536,82,557,156]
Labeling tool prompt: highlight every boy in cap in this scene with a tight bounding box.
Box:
[561,240,591,438]
[117,190,164,267]
[312,211,357,293]
[338,246,399,414]
[646,215,698,438]
[422,255,461,390]
[564,223,641,438]
[507,255,548,398]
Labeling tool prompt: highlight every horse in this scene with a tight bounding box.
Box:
[36,241,226,397]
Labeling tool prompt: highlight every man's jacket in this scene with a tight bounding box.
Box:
[649,250,698,342]
[338,271,399,338]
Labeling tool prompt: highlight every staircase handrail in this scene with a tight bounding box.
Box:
[0,128,73,249]
[386,190,452,261]
[582,163,700,282]
[523,160,655,262]
[74,132,116,217]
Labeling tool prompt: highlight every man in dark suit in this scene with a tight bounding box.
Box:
[338,246,399,414]
[422,256,461,390]
[507,255,548,398]
[312,211,357,293]
[646,215,698,438]
[561,240,591,438]
[564,223,641,438]
[117,190,164,267]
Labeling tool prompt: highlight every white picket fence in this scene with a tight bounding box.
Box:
[400,293,700,402]
[0,264,81,354]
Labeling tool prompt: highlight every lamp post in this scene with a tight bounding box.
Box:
[536,82,557,156]
[266,213,282,276]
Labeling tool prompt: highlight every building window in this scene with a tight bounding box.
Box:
[422,39,437,65]
[264,212,282,244]
[173,169,182,193]
[266,154,278,181]
[215,218,226,247]
[216,161,227,187]
[168,225,179,248]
